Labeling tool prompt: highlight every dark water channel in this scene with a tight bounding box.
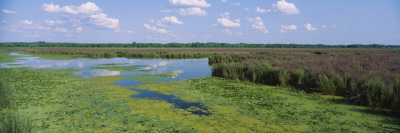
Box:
[116,78,211,115]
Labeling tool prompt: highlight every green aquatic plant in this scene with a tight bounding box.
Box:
[1,67,399,132]
[181,77,400,132]
[0,51,19,63]
[6,64,22,66]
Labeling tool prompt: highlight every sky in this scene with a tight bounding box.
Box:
[0,0,399,45]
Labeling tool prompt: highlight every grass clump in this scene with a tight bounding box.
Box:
[0,51,19,63]
[0,111,33,133]
[0,80,10,108]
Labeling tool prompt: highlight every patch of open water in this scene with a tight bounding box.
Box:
[1,53,212,115]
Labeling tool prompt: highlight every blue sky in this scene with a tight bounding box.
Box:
[0,0,399,45]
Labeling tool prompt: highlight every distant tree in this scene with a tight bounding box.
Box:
[0,43,15,47]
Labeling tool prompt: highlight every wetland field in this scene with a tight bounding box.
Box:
[1,48,400,132]
[1,0,399,132]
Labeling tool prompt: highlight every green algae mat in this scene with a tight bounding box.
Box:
[1,67,399,132]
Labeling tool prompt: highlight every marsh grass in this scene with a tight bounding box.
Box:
[0,111,33,133]
[6,64,22,66]
[20,52,81,60]
[0,80,10,108]
[0,51,19,63]
[150,72,180,78]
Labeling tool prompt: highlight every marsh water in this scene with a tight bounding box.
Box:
[1,53,212,115]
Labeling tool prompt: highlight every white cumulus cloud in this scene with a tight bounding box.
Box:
[20,20,33,25]
[42,2,119,29]
[248,17,268,33]
[144,24,169,34]
[89,13,119,29]
[160,9,172,13]
[280,25,297,33]
[231,3,241,6]
[54,27,68,32]
[255,7,267,14]
[169,0,211,8]
[76,27,82,33]
[44,20,63,26]
[273,0,300,15]
[217,12,240,28]
[16,20,52,31]
[221,29,232,35]
[178,7,207,16]
[42,3,60,12]
[2,9,17,14]
[304,23,317,31]
[42,2,100,14]
[35,26,51,30]
[161,16,183,24]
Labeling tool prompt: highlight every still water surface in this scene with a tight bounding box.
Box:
[1,53,212,115]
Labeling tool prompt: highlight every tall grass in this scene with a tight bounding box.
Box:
[0,111,33,133]
[0,69,33,133]
[0,80,10,108]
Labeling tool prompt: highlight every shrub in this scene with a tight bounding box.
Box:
[277,71,290,86]
[332,75,347,96]
[317,75,336,95]
[289,69,305,88]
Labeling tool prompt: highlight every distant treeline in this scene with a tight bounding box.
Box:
[1,41,399,48]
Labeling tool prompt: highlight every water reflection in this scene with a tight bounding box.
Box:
[74,69,120,77]
[9,53,30,56]
[1,53,211,80]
